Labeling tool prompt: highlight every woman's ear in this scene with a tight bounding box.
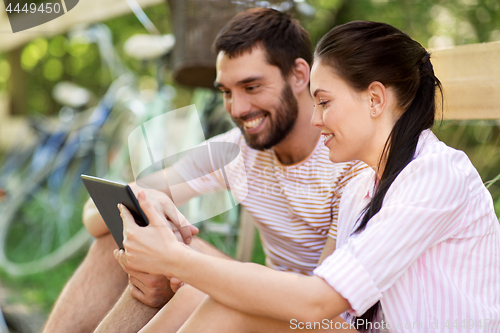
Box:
[289,58,310,94]
[368,81,387,117]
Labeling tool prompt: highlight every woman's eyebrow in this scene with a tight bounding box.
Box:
[312,88,328,97]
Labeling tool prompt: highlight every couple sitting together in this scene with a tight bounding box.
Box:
[44,8,500,333]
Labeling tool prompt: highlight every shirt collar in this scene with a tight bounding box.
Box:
[365,129,437,199]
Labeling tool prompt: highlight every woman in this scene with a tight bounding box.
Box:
[116,21,500,332]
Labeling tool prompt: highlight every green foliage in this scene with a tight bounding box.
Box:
[251,231,266,265]
[300,0,435,47]
[0,250,87,315]
[20,39,47,71]
[3,3,174,116]
[0,57,10,89]
[434,120,500,217]
[300,0,500,49]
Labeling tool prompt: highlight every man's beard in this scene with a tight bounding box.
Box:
[233,83,299,151]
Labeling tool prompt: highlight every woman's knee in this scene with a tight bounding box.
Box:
[178,297,249,333]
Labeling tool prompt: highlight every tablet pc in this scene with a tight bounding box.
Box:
[81,174,149,249]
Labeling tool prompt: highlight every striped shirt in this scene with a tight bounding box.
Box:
[174,128,368,275]
[314,130,500,332]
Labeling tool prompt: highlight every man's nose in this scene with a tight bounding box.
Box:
[229,92,252,118]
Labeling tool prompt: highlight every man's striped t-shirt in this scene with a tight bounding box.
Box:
[174,128,369,275]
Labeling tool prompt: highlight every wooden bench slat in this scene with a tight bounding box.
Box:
[431,41,500,120]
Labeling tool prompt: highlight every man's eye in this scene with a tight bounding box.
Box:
[220,90,231,96]
[246,85,259,92]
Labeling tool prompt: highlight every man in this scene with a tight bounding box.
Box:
[43,8,367,333]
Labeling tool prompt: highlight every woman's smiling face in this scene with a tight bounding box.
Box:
[310,61,376,164]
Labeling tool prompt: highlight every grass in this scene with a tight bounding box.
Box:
[0,249,87,315]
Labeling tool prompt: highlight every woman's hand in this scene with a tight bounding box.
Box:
[128,183,199,244]
[114,191,188,277]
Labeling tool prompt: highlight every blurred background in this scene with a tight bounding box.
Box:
[0,0,499,331]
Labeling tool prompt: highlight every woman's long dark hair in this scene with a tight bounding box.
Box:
[315,21,442,331]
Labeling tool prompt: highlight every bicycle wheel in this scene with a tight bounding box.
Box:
[0,144,97,276]
[0,117,51,201]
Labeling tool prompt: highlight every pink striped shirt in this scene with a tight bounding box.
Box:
[314,130,500,332]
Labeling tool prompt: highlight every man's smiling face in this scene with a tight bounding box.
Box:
[215,46,298,150]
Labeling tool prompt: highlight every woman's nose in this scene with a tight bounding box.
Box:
[310,106,324,128]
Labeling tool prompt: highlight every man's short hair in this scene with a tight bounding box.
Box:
[213,7,312,78]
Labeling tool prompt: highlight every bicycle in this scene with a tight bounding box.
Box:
[0,23,169,276]
[0,3,245,275]
[0,86,92,203]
